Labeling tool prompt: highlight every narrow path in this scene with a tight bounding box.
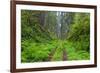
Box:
[62,49,68,61]
[48,47,57,61]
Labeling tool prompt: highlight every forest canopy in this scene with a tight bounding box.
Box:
[21,10,90,62]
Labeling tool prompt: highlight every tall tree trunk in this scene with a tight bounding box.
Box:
[39,12,46,27]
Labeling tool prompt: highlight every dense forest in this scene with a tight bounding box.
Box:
[21,10,90,62]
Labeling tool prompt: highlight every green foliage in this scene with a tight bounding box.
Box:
[21,10,90,62]
[67,13,90,52]
[21,40,61,62]
[64,41,90,60]
[52,48,62,61]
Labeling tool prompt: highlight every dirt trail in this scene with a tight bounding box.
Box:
[48,48,68,61]
[48,48,57,61]
[62,49,68,61]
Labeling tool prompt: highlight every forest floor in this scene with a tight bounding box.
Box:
[48,48,57,61]
[63,49,68,61]
[21,40,90,62]
[48,48,68,61]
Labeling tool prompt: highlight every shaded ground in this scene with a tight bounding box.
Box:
[62,49,68,61]
[48,48,68,61]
